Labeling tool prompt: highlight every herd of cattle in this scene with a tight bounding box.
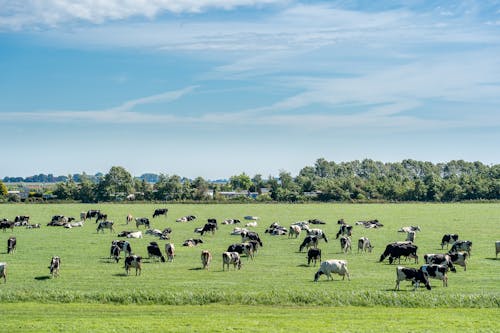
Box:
[1,208,500,291]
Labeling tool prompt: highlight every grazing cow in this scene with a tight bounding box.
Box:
[314,259,350,282]
[447,251,468,271]
[222,252,242,271]
[201,250,212,269]
[357,237,373,253]
[308,219,326,225]
[398,226,421,233]
[305,228,328,243]
[7,237,16,254]
[395,266,431,291]
[245,240,260,257]
[227,243,254,259]
[165,243,175,262]
[111,240,132,257]
[124,255,142,275]
[0,262,6,283]
[288,225,302,238]
[182,238,204,247]
[424,254,456,273]
[379,243,418,264]
[441,234,459,249]
[335,224,353,239]
[95,213,108,224]
[126,214,133,225]
[450,240,472,256]
[299,235,319,252]
[97,221,114,233]
[406,231,416,243]
[126,231,143,239]
[153,208,168,218]
[110,244,121,263]
[421,264,449,287]
[147,242,166,262]
[200,222,217,236]
[307,248,322,266]
[340,236,351,254]
[240,230,263,247]
[14,216,30,223]
[0,220,15,232]
[49,256,61,278]
[135,217,150,229]
[496,241,500,259]
[86,210,100,220]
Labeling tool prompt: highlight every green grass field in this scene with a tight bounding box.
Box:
[0,203,499,331]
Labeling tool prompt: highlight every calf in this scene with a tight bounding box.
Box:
[124,255,142,275]
[314,259,350,282]
[357,237,373,253]
[0,262,6,283]
[307,248,322,266]
[201,250,212,269]
[147,242,166,262]
[424,253,456,273]
[441,234,459,250]
[299,235,319,252]
[49,256,61,278]
[340,236,351,254]
[450,240,472,257]
[97,221,114,233]
[135,217,150,229]
[222,252,242,271]
[7,236,16,254]
[421,264,449,287]
[395,266,431,291]
[165,243,175,262]
[153,208,168,218]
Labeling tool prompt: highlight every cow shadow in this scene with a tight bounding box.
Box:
[34,275,51,281]
[112,273,128,277]
[485,257,499,261]
[189,267,203,271]
[297,264,311,268]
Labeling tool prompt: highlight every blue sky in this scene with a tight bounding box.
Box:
[1,0,500,179]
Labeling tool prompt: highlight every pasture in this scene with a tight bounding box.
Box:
[0,203,499,331]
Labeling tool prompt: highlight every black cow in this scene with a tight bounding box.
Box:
[86,210,100,220]
[395,266,431,291]
[307,248,322,266]
[308,219,326,225]
[241,230,263,247]
[153,208,168,218]
[379,242,418,264]
[7,237,16,254]
[0,220,14,232]
[147,242,166,262]
[441,234,459,249]
[95,212,108,224]
[299,235,318,252]
[335,224,353,239]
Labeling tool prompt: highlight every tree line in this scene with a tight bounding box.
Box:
[1,159,499,203]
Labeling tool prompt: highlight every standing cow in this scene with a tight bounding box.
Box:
[125,255,142,275]
[314,259,350,282]
[201,250,212,270]
[49,256,61,278]
[7,237,16,254]
[222,252,242,271]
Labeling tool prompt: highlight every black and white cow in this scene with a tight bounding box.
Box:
[355,219,384,228]
[450,240,472,256]
[182,238,204,247]
[240,230,263,247]
[200,222,217,236]
[379,242,418,264]
[299,235,319,252]
[14,215,30,224]
[95,212,108,224]
[335,224,353,239]
[111,240,132,258]
[110,243,121,263]
[124,255,142,275]
[201,250,212,269]
[398,226,421,233]
[307,248,322,266]
[421,264,449,287]
[340,236,351,254]
[86,210,100,220]
[165,243,175,262]
[222,252,242,271]
[7,237,16,254]
[0,220,14,232]
[97,221,114,233]
[147,242,166,262]
[313,259,350,282]
[135,217,150,229]
[153,208,168,218]
[305,227,329,243]
[441,234,459,250]
[395,266,431,291]
[227,243,253,259]
[49,256,61,278]
[357,237,373,253]
[176,215,196,222]
[0,262,6,283]
[424,253,456,273]
[447,251,468,271]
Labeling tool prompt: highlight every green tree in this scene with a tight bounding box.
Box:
[229,173,252,191]
[0,180,8,197]
[96,166,134,201]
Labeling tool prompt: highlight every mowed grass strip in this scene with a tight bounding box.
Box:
[0,203,499,307]
[0,303,498,333]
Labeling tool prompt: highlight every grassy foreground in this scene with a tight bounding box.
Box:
[0,303,498,333]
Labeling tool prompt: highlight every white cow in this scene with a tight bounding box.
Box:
[126,231,143,239]
[314,259,350,282]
